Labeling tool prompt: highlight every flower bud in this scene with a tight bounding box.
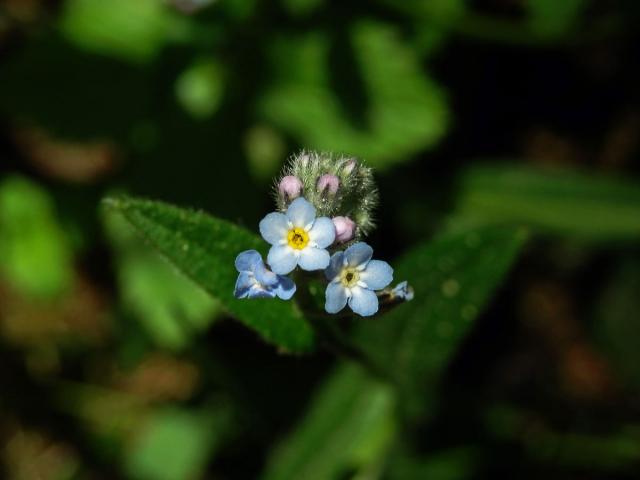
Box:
[317,174,340,195]
[342,158,357,175]
[279,175,303,201]
[332,216,356,243]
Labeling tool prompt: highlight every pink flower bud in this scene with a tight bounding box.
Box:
[332,216,356,243]
[278,175,303,200]
[317,174,340,195]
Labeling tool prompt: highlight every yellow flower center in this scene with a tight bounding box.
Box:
[340,268,360,288]
[287,227,309,250]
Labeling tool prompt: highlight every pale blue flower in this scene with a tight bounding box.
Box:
[391,281,414,301]
[234,250,296,300]
[324,242,393,317]
[259,197,336,275]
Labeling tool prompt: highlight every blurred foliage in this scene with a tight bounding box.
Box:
[0,176,73,299]
[450,164,640,241]
[260,21,449,169]
[105,195,315,352]
[104,209,221,350]
[1,0,640,479]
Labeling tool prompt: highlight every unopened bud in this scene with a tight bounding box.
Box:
[343,158,357,175]
[332,216,356,243]
[317,174,340,195]
[279,175,303,201]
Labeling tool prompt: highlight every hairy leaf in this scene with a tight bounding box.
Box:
[356,226,526,419]
[103,195,315,353]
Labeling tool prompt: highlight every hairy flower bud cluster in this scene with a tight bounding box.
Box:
[275,151,378,241]
[235,150,412,317]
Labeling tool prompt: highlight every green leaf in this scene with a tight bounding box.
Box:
[59,0,189,64]
[126,407,227,480]
[387,447,478,480]
[103,195,315,353]
[527,0,588,39]
[451,164,640,242]
[104,210,222,350]
[261,364,396,480]
[175,59,226,120]
[355,226,527,420]
[281,0,324,16]
[0,176,73,299]
[260,21,449,170]
[594,256,640,389]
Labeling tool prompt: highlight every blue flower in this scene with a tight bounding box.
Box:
[324,242,393,317]
[234,250,296,300]
[259,197,336,275]
[391,281,414,301]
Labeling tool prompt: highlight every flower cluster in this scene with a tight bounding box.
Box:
[234,151,412,317]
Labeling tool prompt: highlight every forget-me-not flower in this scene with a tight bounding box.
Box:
[391,281,414,301]
[234,250,296,299]
[259,197,336,275]
[324,242,393,317]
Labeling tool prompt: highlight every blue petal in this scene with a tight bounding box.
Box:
[259,212,289,245]
[275,275,297,300]
[234,272,254,299]
[253,261,279,287]
[392,281,414,301]
[298,247,330,271]
[325,252,345,281]
[267,245,298,275]
[344,242,373,268]
[360,260,393,290]
[325,282,348,314]
[286,197,316,228]
[348,286,379,317]
[247,286,276,299]
[308,217,335,248]
[235,250,262,273]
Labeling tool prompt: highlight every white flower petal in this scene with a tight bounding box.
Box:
[308,217,336,248]
[267,245,298,275]
[259,212,289,245]
[348,286,379,317]
[325,282,348,314]
[286,197,316,228]
[360,260,393,290]
[298,247,330,271]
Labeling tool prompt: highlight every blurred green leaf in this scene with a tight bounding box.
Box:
[244,125,287,182]
[527,0,588,39]
[175,59,226,120]
[356,226,526,420]
[261,364,395,480]
[451,164,640,241]
[261,21,449,169]
[594,256,640,389]
[103,195,315,353]
[485,405,640,471]
[126,407,226,480]
[281,0,324,16]
[387,447,478,480]
[59,0,189,63]
[104,210,222,350]
[0,176,72,299]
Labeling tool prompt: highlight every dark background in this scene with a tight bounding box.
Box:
[1,0,640,479]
